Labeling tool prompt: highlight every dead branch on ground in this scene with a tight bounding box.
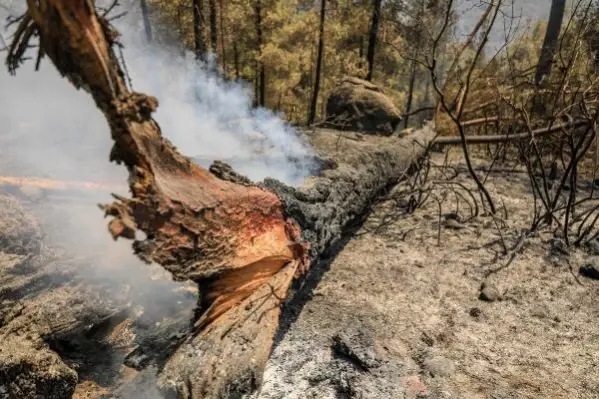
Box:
[5,1,435,396]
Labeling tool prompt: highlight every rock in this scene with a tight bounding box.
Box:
[444,218,465,230]
[469,307,483,319]
[443,213,465,230]
[580,261,599,280]
[331,327,381,371]
[422,354,455,378]
[479,281,501,302]
[584,240,599,256]
[324,77,402,135]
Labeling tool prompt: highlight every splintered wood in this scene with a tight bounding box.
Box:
[9,1,433,397]
[11,0,309,396]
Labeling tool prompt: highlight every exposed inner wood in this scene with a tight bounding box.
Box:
[8,1,434,397]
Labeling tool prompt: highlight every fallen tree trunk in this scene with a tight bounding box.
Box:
[6,1,434,397]
[433,119,589,146]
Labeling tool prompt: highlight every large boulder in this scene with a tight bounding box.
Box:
[324,77,402,135]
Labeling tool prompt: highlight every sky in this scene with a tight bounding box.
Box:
[457,0,552,49]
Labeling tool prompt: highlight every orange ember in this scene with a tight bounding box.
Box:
[0,175,123,192]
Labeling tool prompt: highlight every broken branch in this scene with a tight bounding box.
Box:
[8,1,435,397]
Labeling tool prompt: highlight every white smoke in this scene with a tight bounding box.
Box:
[0,7,312,391]
[118,13,314,184]
[0,1,313,186]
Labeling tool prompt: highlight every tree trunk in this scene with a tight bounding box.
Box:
[177,5,185,56]
[359,35,364,59]
[7,1,434,397]
[403,57,418,129]
[535,0,566,86]
[255,0,266,106]
[307,0,326,126]
[219,0,228,75]
[193,0,206,60]
[208,0,218,52]
[140,0,152,42]
[254,65,259,106]
[366,0,382,81]
[233,42,240,80]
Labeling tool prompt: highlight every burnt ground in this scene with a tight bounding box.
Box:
[2,139,599,398]
[257,149,599,399]
[0,195,197,399]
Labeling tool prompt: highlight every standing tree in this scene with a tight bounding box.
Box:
[308,0,326,126]
[403,2,425,128]
[5,2,436,396]
[233,42,240,79]
[219,0,228,74]
[209,0,218,51]
[193,0,207,60]
[366,0,382,81]
[535,0,566,85]
[255,0,266,106]
[404,58,418,128]
[140,0,153,42]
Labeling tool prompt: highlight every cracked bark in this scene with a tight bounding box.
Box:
[6,1,435,397]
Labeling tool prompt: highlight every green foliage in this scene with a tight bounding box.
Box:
[145,0,441,125]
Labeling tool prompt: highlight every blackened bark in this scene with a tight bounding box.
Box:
[535,0,566,85]
[255,0,266,106]
[359,35,364,59]
[234,42,240,80]
[193,0,206,60]
[140,0,152,42]
[208,0,218,52]
[404,57,417,128]
[219,0,228,74]
[6,2,435,397]
[366,0,382,81]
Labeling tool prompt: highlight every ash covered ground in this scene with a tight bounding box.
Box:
[2,137,599,398]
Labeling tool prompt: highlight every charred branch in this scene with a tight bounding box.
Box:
[6,1,435,397]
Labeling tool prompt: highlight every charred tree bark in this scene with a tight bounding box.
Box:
[359,35,364,59]
[193,0,206,60]
[255,0,266,107]
[366,0,381,81]
[7,1,434,397]
[307,0,326,126]
[403,57,418,129]
[233,42,240,80]
[219,0,228,75]
[208,0,218,52]
[535,0,566,86]
[140,0,152,43]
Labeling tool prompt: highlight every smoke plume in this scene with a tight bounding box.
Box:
[0,1,313,187]
[0,7,312,393]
